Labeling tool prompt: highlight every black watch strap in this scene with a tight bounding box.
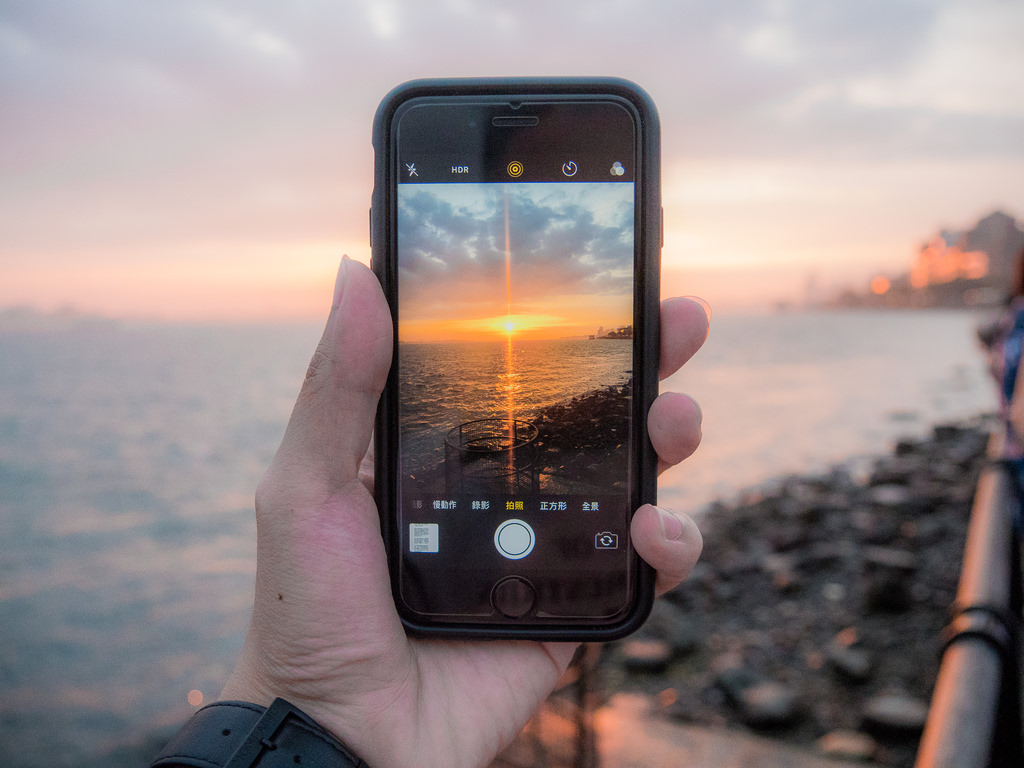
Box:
[150,698,369,768]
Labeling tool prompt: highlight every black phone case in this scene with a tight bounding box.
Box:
[371,77,661,640]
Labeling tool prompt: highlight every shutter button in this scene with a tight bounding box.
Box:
[494,519,535,560]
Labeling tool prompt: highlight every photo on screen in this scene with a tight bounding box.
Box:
[397,181,635,498]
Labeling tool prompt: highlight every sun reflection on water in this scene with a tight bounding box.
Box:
[505,190,517,468]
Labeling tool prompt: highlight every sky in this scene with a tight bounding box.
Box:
[1,0,1023,320]
[398,183,633,342]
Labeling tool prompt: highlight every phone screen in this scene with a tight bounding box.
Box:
[382,93,653,628]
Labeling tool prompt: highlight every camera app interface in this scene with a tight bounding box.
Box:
[396,109,638,618]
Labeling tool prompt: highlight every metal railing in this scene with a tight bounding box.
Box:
[914,446,1023,767]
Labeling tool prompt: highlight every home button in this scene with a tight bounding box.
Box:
[491,576,537,618]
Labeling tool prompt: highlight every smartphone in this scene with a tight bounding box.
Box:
[371,78,661,640]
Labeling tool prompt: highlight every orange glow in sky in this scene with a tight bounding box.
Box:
[2,2,1022,321]
[400,306,630,344]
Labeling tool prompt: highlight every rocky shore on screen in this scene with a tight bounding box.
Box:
[530,382,631,490]
[409,381,632,493]
[602,417,991,768]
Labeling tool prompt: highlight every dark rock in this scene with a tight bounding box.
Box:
[863,546,918,572]
[718,549,760,578]
[893,439,918,457]
[620,639,673,673]
[869,483,914,506]
[910,479,953,509]
[821,582,848,603]
[827,634,873,683]
[714,658,803,729]
[929,460,968,486]
[933,423,969,442]
[712,580,738,602]
[777,496,825,525]
[910,582,935,603]
[765,521,810,552]
[666,621,702,657]
[863,548,919,613]
[684,562,713,589]
[804,540,854,571]
[661,686,706,724]
[853,509,901,544]
[947,431,988,464]
[738,681,802,729]
[703,684,728,710]
[817,730,878,762]
[865,578,912,613]
[714,663,759,705]
[760,553,801,594]
[772,569,800,594]
[899,519,919,540]
[870,460,917,486]
[862,693,929,736]
[644,600,700,656]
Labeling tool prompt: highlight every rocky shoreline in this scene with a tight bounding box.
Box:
[598,416,993,767]
[92,417,994,768]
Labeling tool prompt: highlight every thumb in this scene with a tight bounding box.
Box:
[275,257,393,489]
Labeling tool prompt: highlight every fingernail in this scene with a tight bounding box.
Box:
[681,295,712,324]
[658,506,684,541]
[333,256,350,307]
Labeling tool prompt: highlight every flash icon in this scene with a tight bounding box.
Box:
[405,163,418,177]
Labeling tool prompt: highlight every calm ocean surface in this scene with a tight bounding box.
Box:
[0,310,997,765]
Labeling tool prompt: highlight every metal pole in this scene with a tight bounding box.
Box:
[915,457,1022,767]
[573,644,600,768]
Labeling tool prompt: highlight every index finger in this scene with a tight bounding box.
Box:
[660,297,711,380]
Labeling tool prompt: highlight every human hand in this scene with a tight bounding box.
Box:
[219,256,708,768]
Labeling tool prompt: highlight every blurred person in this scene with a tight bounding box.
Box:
[148,257,709,768]
[980,247,1024,522]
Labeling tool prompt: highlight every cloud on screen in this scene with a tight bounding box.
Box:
[397,183,633,337]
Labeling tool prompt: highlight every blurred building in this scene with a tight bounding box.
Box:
[845,211,1024,309]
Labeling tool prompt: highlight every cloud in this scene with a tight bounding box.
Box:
[0,0,1021,315]
[847,1,1024,119]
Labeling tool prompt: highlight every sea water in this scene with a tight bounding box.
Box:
[659,309,997,512]
[0,309,998,765]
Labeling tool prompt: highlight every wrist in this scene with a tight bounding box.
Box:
[218,637,411,768]
[150,698,369,768]
[219,662,380,767]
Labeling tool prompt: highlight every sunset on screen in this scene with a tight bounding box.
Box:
[397,183,633,343]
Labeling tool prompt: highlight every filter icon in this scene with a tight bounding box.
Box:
[610,162,625,177]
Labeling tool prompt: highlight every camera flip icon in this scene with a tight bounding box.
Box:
[595,531,619,550]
